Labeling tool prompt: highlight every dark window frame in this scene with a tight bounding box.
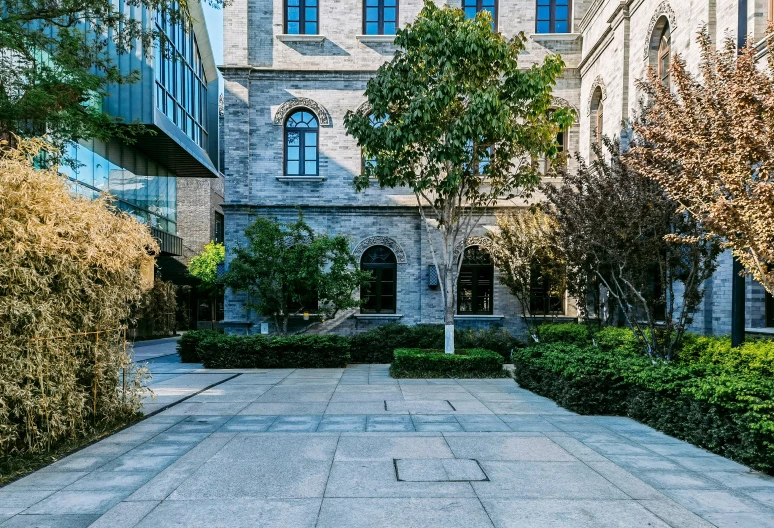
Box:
[529,260,565,315]
[360,245,398,314]
[462,0,498,31]
[535,0,571,34]
[285,0,319,35]
[457,246,494,315]
[284,110,319,176]
[362,0,399,35]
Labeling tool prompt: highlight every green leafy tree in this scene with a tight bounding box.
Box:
[344,1,572,353]
[223,213,371,335]
[0,0,219,154]
[188,241,225,328]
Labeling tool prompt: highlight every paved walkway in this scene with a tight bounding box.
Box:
[1,351,774,527]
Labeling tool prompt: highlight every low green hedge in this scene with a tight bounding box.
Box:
[535,322,592,345]
[176,329,220,362]
[348,324,519,363]
[512,341,774,474]
[195,334,350,368]
[390,348,506,378]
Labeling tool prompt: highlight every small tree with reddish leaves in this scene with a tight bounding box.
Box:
[630,28,774,295]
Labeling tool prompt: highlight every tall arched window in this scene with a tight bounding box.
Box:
[285,110,318,176]
[361,246,397,313]
[462,0,497,30]
[589,87,603,158]
[285,0,318,34]
[362,114,388,176]
[457,246,494,315]
[363,0,398,35]
[648,18,671,87]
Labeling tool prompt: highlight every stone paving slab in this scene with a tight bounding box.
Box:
[2,356,774,528]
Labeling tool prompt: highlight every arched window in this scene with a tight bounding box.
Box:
[462,0,497,30]
[361,245,397,314]
[364,0,398,35]
[285,110,318,176]
[542,109,568,173]
[285,0,318,34]
[457,246,494,315]
[589,87,603,157]
[648,18,671,87]
[362,114,388,176]
[536,0,570,33]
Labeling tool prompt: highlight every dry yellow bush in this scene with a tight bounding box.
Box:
[0,138,157,457]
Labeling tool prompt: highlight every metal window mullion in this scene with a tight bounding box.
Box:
[549,0,556,32]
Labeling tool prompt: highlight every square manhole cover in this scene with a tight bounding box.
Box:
[394,459,488,482]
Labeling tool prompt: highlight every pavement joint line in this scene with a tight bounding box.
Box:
[446,400,457,411]
[142,373,243,419]
[314,432,341,528]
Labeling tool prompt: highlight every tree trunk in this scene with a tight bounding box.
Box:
[444,263,455,354]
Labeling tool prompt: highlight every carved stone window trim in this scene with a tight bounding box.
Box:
[353,236,407,264]
[643,2,676,61]
[453,236,494,262]
[586,76,607,116]
[273,97,331,127]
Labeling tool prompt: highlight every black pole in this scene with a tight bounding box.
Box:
[731,256,745,347]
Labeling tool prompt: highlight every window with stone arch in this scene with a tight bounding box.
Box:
[649,17,671,87]
[589,87,603,157]
[361,113,388,176]
[457,245,494,315]
[285,110,319,176]
[360,245,397,314]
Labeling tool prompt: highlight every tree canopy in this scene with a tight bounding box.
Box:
[344,1,572,352]
[188,241,225,292]
[222,213,370,335]
[630,29,774,295]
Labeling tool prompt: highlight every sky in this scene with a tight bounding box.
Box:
[202,2,224,66]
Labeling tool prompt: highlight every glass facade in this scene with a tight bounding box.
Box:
[154,6,208,149]
[60,140,178,235]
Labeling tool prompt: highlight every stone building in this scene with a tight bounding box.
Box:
[220,0,774,336]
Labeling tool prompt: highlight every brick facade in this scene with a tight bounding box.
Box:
[221,0,773,337]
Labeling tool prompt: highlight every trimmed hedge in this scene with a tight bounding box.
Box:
[535,322,592,345]
[176,330,220,363]
[390,348,506,378]
[195,333,350,368]
[512,340,774,474]
[348,324,520,363]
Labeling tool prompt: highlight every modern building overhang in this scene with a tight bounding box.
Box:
[125,108,219,179]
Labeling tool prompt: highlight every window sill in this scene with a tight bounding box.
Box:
[276,34,326,43]
[454,314,505,321]
[746,327,774,335]
[530,32,580,42]
[354,313,403,319]
[356,34,396,43]
[276,176,325,182]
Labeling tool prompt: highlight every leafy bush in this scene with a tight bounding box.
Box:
[512,341,774,474]
[195,333,350,368]
[0,138,154,459]
[536,323,591,345]
[349,324,519,363]
[177,330,220,363]
[679,334,774,377]
[390,348,505,378]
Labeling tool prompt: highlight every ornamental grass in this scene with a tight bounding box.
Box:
[0,138,156,459]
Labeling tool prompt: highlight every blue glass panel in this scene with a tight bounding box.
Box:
[304,161,317,175]
[366,22,379,33]
[287,131,300,146]
[288,0,299,6]
[384,7,395,21]
[464,7,477,18]
[287,7,299,20]
[537,20,550,32]
[366,7,379,20]
[304,147,317,161]
[305,7,317,20]
[537,6,550,19]
[305,132,317,146]
[288,21,300,33]
[287,146,300,160]
[383,22,396,34]
[366,0,378,5]
[482,0,495,7]
[304,21,317,34]
[556,6,567,19]
[306,0,317,6]
[385,0,396,5]
[287,161,300,174]
[555,20,567,32]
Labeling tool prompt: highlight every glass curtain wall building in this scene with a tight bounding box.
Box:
[59,0,219,256]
